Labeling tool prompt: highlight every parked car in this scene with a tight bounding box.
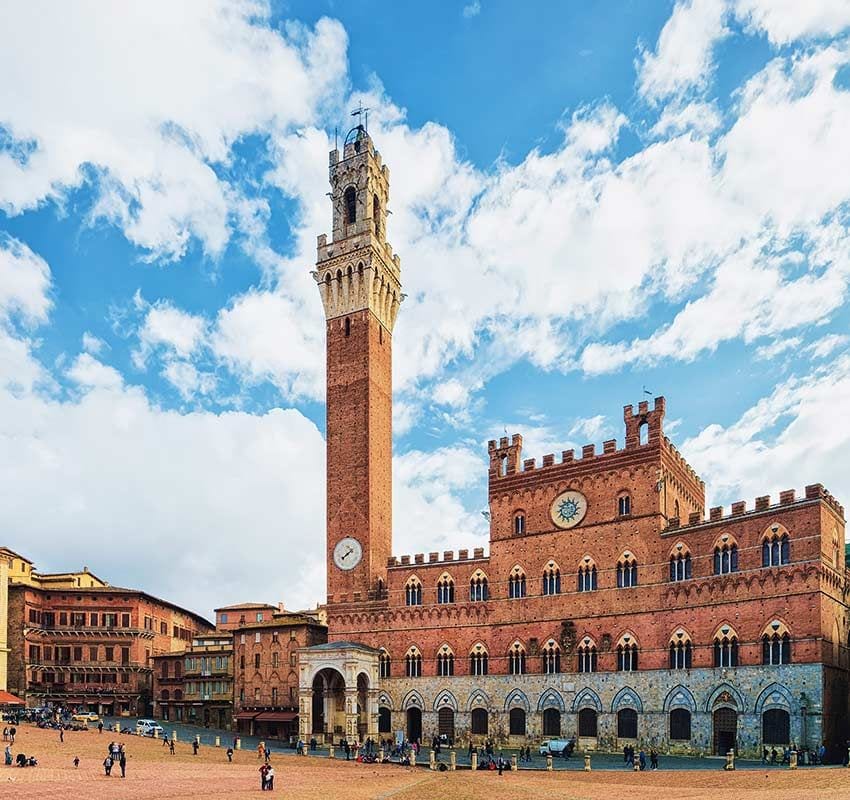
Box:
[136,719,164,737]
[71,712,100,723]
[538,738,575,756]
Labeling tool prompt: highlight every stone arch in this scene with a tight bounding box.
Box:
[433,690,458,712]
[754,683,795,714]
[572,687,603,713]
[704,683,746,713]
[611,686,643,713]
[402,689,425,710]
[663,684,696,712]
[504,688,531,712]
[467,688,490,711]
[377,691,393,710]
[537,688,565,712]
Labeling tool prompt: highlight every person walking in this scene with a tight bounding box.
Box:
[650,748,658,770]
[192,740,199,756]
[344,739,350,761]
[5,745,13,766]
[639,750,646,771]
[98,721,103,734]
[103,755,112,776]
[169,739,175,755]
[226,747,234,763]
[119,751,126,778]
[259,763,269,791]
[59,728,64,743]
[264,745,271,764]
[266,765,275,791]
[257,741,265,760]
[73,756,80,768]
[2,726,7,741]
[9,726,15,744]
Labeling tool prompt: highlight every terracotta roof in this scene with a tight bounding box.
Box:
[214,602,277,612]
[233,614,325,631]
[0,546,33,564]
[0,690,25,705]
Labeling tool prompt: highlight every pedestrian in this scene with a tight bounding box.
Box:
[59,728,64,743]
[498,756,504,775]
[623,744,629,763]
[193,740,199,756]
[169,739,175,755]
[73,756,80,768]
[226,746,234,763]
[2,726,7,741]
[258,741,265,760]
[639,750,646,771]
[259,763,269,790]
[119,751,126,778]
[98,721,103,734]
[264,745,271,764]
[650,748,658,770]
[266,765,275,791]
[344,739,350,761]
[103,755,112,776]
[9,726,15,744]
[5,745,13,766]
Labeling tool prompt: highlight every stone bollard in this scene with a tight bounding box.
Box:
[584,753,591,772]
[172,730,178,742]
[725,749,735,771]
[409,748,416,767]
[471,752,478,771]
[153,728,158,739]
[511,754,517,771]
[450,750,457,771]
[235,737,241,750]
[633,757,640,772]
[114,723,120,733]
[430,750,436,770]
[195,735,201,746]
[546,754,553,771]
[215,736,220,748]
[790,750,798,770]
[328,744,334,759]
[847,747,850,768]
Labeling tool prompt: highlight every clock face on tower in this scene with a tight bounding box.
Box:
[550,490,588,529]
[333,537,363,571]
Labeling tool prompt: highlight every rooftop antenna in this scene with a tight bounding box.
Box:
[334,126,338,150]
[642,385,653,396]
[351,100,370,132]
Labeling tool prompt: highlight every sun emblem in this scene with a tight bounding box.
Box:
[550,490,588,529]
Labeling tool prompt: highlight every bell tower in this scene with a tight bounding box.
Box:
[313,124,402,602]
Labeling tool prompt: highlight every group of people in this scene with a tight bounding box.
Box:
[258,762,276,790]
[2,726,17,743]
[623,745,659,770]
[102,741,127,777]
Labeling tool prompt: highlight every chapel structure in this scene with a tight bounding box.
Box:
[298,125,850,759]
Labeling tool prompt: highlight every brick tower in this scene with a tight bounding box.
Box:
[313,125,402,602]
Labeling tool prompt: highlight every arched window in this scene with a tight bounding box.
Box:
[373,194,381,237]
[713,536,739,575]
[436,573,455,604]
[578,708,598,737]
[617,708,638,738]
[674,499,680,519]
[578,557,598,592]
[669,544,692,582]
[471,708,488,735]
[578,637,598,673]
[616,633,638,671]
[541,639,561,674]
[762,620,791,665]
[174,689,183,701]
[344,316,351,337]
[405,577,422,606]
[469,644,488,676]
[639,420,649,446]
[763,708,790,745]
[469,571,489,602]
[542,708,561,736]
[670,708,691,740]
[508,566,526,599]
[513,513,526,536]
[668,630,693,669]
[436,645,455,677]
[499,455,508,477]
[404,647,422,678]
[618,493,631,516]
[713,625,739,667]
[379,649,391,679]
[542,561,561,595]
[762,524,790,567]
[617,553,638,588]
[509,708,526,735]
[508,641,526,675]
[161,689,170,700]
[344,186,357,224]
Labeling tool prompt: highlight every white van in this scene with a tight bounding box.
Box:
[539,738,573,756]
[136,719,164,737]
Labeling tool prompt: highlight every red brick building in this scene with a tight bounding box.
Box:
[7,574,214,717]
[298,126,850,760]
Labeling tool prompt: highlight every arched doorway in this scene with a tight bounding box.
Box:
[763,709,790,746]
[542,708,561,736]
[378,706,391,734]
[406,707,422,743]
[471,708,488,735]
[578,708,597,738]
[713,707,737,754]
[509,708,526,735]
[312,668,346,738]
[438,707,454,740]
[617,708,638,739]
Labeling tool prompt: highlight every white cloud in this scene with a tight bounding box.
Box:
[0,2,348,260]
[650,101,723,137]
[734,0,850,45]
[808,333,849,359]
[67,353,124,389]
[682,352,850,515]
[0,234,52,324]
[637,0,730,102]
[138,300,207,361]
[754,336,802,360]
[81,331,106,355]
[463,1,481,19]
[162,360,217,401]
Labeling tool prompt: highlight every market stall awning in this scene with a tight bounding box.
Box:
[0,691,24,706]
[233,711,259,721]
[254,711,298,723]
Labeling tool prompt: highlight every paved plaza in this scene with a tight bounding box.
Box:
[3,723,850,799]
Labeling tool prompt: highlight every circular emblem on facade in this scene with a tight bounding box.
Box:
[550,490,588,529]
[333,537,363,570]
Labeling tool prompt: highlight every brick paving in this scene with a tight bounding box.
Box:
[3,724,850,799]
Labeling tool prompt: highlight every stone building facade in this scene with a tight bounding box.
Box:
[4,553,214,717]
[299,126,850,760]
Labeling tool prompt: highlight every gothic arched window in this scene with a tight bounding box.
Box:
[405,577,422,606]
[404,646,422,678]
[469,571,489,602]
[508,566,526,599]
[541,639,561,674]
[436,645,455,677]
[542,561,561,595]
[508,641,526,675]
[617,553,638,588]
[379,649,391,678]
[436,573,455,604]
[669,544,692,582]
[762,524,790,567]
[713,536,739,575]
[578,557,598,592]
[577,637,598,673]
[668,629,693,669]
[713,625,739,667]
[616,633,638,671]
[762,620,791,665]
[344,186,357,224]
[469,643,488,676]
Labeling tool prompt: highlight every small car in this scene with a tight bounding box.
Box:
[136,719,164,737]
[71,712,100,723]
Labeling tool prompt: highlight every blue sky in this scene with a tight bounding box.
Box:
[2,1,850,618]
